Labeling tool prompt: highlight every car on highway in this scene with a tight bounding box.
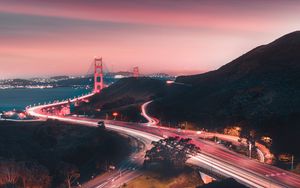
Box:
[97,121,106,129]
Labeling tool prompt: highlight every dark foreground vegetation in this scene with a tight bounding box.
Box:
[0,120,131,188]
[124,137,203,188]
[141,137,246,188]
[144,137,200,170]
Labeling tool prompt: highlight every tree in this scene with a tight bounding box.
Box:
[19,161,51,188]
[59,163,80,188]
[144,137,200,169]
[0,160,20,187]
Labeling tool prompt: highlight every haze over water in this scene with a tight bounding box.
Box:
[0,88,90,111]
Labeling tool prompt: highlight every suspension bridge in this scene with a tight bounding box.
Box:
[26,57,140,116]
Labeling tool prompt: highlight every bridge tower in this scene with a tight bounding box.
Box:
[133,66,139,78]
[94,57,104,93]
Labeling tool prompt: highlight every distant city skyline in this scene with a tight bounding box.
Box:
[1,0,300,79]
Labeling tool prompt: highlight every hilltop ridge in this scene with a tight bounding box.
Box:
[149,31,300,157]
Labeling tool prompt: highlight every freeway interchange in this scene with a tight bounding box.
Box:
[27,95,300,188]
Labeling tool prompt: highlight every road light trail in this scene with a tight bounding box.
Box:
[27,96,300,188]
[141,100,159,126]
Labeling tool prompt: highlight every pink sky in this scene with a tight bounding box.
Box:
[0,0,300,78]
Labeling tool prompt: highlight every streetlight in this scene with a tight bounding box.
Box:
[166,80,192,87]
[166,80,174,84]
[249,142,252,159]
[112,112,118,120]
[291,155,294,170]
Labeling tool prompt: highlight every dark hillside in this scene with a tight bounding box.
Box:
[89,77,167,107]
[149,31,300,158]
[177,31,300,85]
[75,77,168,121]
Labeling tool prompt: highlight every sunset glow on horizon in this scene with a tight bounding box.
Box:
[1,0,300,79]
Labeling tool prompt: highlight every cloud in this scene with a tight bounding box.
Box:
[1,0,298,33]
[0,0,300,78]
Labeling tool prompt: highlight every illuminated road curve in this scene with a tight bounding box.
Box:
[27,94,159,188]
[81,127,158,188]
[27,96,300,188]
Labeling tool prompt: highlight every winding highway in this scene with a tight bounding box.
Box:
[27,95,300,188]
